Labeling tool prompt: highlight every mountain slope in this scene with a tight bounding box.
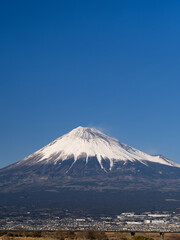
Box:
[5,126,180,169]
[0,126,180,192]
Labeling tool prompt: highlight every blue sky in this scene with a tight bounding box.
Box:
[0,0,180,168]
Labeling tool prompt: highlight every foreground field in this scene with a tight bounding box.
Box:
[0,231,180,240]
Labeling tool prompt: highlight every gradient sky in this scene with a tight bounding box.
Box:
[0,0,180,168]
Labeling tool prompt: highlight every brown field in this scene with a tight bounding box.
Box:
[0,231,180,240]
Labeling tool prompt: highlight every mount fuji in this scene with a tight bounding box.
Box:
[0,126,180,192]
[0,126,180,215]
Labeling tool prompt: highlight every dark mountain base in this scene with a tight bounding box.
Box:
[1,158,180,192]
[1,158,180,217]
[0,189,180,217]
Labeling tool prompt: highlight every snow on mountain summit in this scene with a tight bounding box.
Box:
[17,126,180,170]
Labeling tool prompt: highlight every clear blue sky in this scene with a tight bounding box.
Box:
[0,0,180,168]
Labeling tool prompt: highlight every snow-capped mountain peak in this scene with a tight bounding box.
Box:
[16,126,180,170]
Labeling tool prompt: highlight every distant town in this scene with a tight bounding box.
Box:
[1,208,180,232]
